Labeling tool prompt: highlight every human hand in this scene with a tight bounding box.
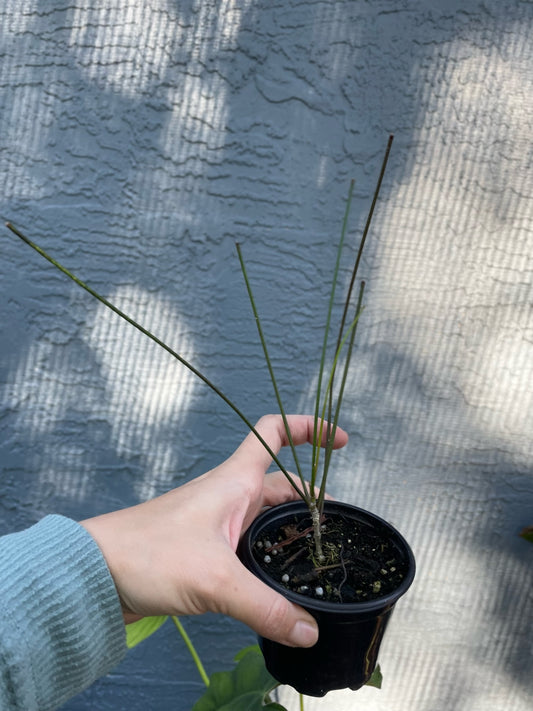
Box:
[81,415,348,648]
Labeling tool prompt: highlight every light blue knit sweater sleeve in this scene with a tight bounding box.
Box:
[0,515,127,710]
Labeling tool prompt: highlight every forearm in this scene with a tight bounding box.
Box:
[0,515,126,710]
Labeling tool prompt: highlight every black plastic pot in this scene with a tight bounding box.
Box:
[238,500,415,697]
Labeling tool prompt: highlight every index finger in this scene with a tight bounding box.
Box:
[231,414,348,475]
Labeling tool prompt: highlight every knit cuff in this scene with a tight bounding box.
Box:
[0,514,127,710]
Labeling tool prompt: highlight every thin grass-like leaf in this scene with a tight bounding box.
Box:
[310,179,355,493]
[318,282,365,510]
[334,136,393,358]
[236,243,309,500]
[311,307,363,484]
[326,136,393,435]
[5,222,306,500]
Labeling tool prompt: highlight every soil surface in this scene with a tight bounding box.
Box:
[252,510,409,604]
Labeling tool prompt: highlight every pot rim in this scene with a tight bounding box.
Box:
[241,500,416,614]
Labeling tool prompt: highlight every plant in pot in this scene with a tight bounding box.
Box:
[234,136,415,697]
[5,134,415,700]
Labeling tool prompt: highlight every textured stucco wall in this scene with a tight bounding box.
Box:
[1,1,532,710]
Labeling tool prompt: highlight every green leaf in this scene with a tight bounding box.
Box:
[192,647,285,711]
[366,664,383,689]
[233,644,262,662]
[126,615,168,649]
[520,525,533,544]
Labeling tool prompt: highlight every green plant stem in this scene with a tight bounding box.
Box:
[336,135,393,352]
[236,243,310,501]
[307,307,363,560]
[311,178,355,492]
[326,135,393,435]
[4,221,306,501]
[323,135,393,509]
[299,693,305,711]
[311,308,363,483]
[171,616,210,687]
[318,281,365,511]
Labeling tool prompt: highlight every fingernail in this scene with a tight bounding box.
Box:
[291,620,318,647]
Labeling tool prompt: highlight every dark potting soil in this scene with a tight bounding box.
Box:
[252,511,409,604]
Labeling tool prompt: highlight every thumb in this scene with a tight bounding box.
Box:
[219,558,318,648]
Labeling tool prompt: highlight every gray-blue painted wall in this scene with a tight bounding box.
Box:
[1,1,532,709]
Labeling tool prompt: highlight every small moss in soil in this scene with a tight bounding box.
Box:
[252,512,409,604]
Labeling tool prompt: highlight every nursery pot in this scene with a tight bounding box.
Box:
[238,500,415,697]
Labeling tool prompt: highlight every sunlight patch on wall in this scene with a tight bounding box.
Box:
[4,340,65,437]
[32,444,93,503]
[132,0,249,220]
[2,286,198,503]
[457,309,533,459]
[361,34,533,458]
[309,0,363,80]
[67,0,251,97]
[130,72,230,235]
[3,338,102,502]
[0,0,35,31]
[317,155,329,189]
[0,83,55,200]
[157,72,229,184]
[190,0,252,53]
[68,1,182,97]
[85,285,197,501]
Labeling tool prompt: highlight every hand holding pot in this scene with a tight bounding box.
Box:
[81,414,348,648]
